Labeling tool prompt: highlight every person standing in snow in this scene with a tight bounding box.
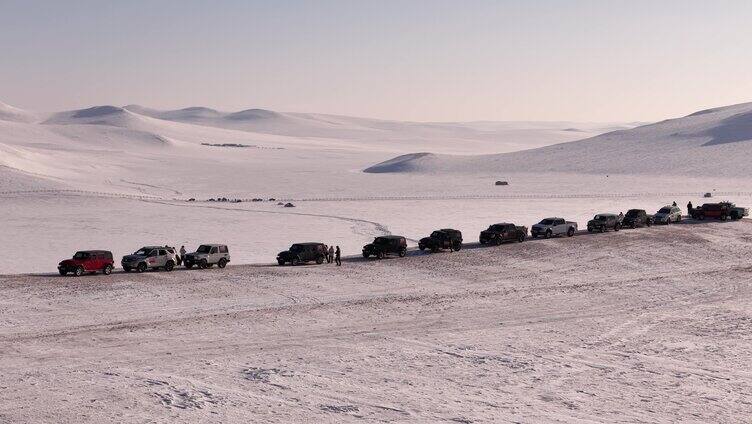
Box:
[672,201,677,207]
[328,245,334,264]
[687,201,693,215]
[335,246,341,266]
[179,245,186,265]
[618,212,624,223]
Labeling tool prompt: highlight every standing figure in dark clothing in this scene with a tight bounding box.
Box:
[687,201,693,215]
[328,245,334,264]
[335,246,341,266]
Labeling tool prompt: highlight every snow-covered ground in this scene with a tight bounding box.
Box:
[2,219,752,423]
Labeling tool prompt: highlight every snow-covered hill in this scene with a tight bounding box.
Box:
[0,101,38,123]
[365,102,752,177]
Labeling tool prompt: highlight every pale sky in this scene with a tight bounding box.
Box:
[1,0,751,122]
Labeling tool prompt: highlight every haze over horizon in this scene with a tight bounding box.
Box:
[1,0,751,122]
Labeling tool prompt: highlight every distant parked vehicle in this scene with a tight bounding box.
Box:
[622,209,653,228]
[653,206,682,225]
[277,243,328,265]
[58,250,114,277]
[184,244,230,269]
[704,192,713,198]
[479,223,527,245]
[419,229,463,252]
[691,202,749,221]
[587,214,621,233]
[122,246,178,272]
[362,236,407,259]
[531,218,577,238]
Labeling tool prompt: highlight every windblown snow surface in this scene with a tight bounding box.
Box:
[2,220,752,422]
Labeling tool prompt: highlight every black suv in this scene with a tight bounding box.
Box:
[479,223,527,245]
[419,229,463,252]
[622,209,652,228]
[587,214,621,233]
[362,236,407,259]
[277,242,328,266]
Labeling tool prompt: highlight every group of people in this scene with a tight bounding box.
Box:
[326,245,342,266]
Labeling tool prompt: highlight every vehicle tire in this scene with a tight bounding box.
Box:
[631,222,636,229]
[479,239,486,245]
[419,244,425,251]
[494,237,502,246]
[518,234,525,243]
[455,242,463,250]
[277,259,285,266]
[545,230,552,239]
[123,266,132,273]
[646,220,652,227]
[292,257,300,266]
[431,246,439,253]
[218,258,228,268]
[58,269,67,276]
[362,252,369,258]
[185,262,194,269]
[315,256,323,265]
[164,261,175,272]
[377,251,384,259]
[103,264,113,275]
[137,262,147,273]
[567,227,575,237]
[398,249,406,257]
[587,228,593,233]
[666,218,671,225]
[74,266,85,277]
[614,224,620,232]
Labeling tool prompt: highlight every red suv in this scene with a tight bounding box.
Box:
[58,250,115,276]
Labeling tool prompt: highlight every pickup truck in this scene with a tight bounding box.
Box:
[691,202,749,221]
[531,218,577,238]
[479,223,527,245]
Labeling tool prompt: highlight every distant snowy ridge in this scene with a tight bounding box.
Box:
[365,102,752,177]
[0,101,38,123]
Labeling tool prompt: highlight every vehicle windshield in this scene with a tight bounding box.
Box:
[290,244,303,252]
[626,210,640,217]
[658,208,671,214]
[430,231,444,238]
[374,238,390,244]
[540,219,555,225]
[196,245,211,253]
[594,215,608,221]
[73,252,90,259]
[134,248,152,256]
[489,225,506,232]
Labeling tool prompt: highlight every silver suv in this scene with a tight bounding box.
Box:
[184,244,230,269]
[653,205,682,224]
[122,246,178,272]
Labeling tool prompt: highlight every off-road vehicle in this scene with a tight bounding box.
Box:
[277,243,328,265]
[362,236,407,259]
[121,246,178,272]
[531,218,577,238]
[479,223,527,245]
[653,206,682,224]
[691,202,749,221]
[184,244,230,269]
[587,214,621,233]
[419,229,463,252]
[58,250,114,276]
[621,209,652,228]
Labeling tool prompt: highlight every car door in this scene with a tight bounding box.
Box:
[157,249,168,267]
[209,246,219,263]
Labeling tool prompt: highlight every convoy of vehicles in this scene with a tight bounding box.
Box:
[419,229,463,252]
[479,223,527,245]
[54,199,750,276]
[587,214,621,233]
[277,243,328,265]
[531,218,577,238]
[622,209,653,228]
[653,206,683,224]
[363,236,407,259]
[184,244,230,269]
[58,250,114,276]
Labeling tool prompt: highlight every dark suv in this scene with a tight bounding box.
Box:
[362,236,407,259]
[58,250,114,277]
[622,209,652,228]
[419,229,463,252]
[479,223,527,245]
[277,243,328,266]
[587,214,621,233]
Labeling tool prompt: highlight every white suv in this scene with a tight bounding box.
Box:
[653,205,682,224]
[184,244,230,269]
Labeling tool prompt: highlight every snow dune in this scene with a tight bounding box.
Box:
[365,102,752,176]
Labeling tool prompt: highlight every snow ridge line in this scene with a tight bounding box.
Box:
[269,192,752,202]
[0,189,165,200]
